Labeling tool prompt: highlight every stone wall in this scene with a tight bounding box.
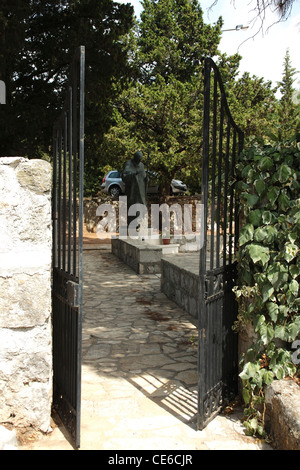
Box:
[265,379,300,450]
[161,255,199,319]
[0,157,52,441]
[83,194,202,234]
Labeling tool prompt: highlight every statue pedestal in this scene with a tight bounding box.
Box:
[111,231,179,274]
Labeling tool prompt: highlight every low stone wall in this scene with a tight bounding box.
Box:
[83,194,202,234]
[160,254,199,319]
[0,157,52,441]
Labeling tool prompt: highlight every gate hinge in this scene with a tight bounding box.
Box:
[67,280,80,308]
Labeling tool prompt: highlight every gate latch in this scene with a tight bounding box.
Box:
[67,280,80,308]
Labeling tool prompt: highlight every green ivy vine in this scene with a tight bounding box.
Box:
[234,134,300,437]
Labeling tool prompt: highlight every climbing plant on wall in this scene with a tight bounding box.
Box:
[234,133,300,437]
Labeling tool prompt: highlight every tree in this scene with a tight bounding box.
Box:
[102,73,204,192]
[277,49,299,139]
[137,0,222,83]
[228,72,279,139]
[100,0,231,194]
[0,0,135,159]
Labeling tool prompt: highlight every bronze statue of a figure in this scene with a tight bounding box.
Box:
[122,151,148,231]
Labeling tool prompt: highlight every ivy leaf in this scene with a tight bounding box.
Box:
[254,314,265,333]
[248,244,270,266]
[254,226,276,244]
[243,192,259,208]
[242,164,252,178]
[274,365,285,380]
[254,179,266,196]
[254,227,267,242]
[263,370,274,385]
[284,362,297,377]
[279,305,289,318]
[278,163,292,183]
[249,209,262,227]
[262,283,274,302]
[287,317,300,342]
[288,231,298,244]
[284,243,298,262]
[239,362,256,381]
[259,323,274,345]
[267,186,280,206]
[242,388,251,405]
[258,156,273,172]
[267,263,289,289]
[248,362,260,378]
[288,279,299,297]
[289,264,299,279]
[262,211,273,224]
[274,324,287,341]
[239,224,254,246]
[278,191,290,212]
[266,302,279,322]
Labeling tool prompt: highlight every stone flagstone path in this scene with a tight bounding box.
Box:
[20,248,272,450]
[82,250,199,428]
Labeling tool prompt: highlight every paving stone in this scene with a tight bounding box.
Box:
[19,249,272,451]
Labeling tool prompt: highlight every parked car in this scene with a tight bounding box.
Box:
[101,170,187,197]
[101,170,125,198]
[170,178,188,195]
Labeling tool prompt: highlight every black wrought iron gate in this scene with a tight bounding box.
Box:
[52,46,85,448]
[198,58,244,429]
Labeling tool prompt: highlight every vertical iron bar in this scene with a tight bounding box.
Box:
[216,96,224,269]
[68,87,73,274]
[52,130,58,269]
[223,117,230,267]
[57,128,62,270]
[228,129,236,264]
[75,45,85,449]
[235,132,244,253]
[210,73,218,271]
[63,113,67,271]
[198,58,211,430]
[72,63,78,278]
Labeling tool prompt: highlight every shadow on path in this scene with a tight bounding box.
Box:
[82,249,199,429]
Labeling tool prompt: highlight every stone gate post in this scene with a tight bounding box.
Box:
[0,157,52,442]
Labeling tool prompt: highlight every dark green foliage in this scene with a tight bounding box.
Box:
[99,0,228,194]
[137,0,222,83]
[234,134,300,436]
[228,73,279,139]
[277,49,299,139]
[0,0,134,159]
